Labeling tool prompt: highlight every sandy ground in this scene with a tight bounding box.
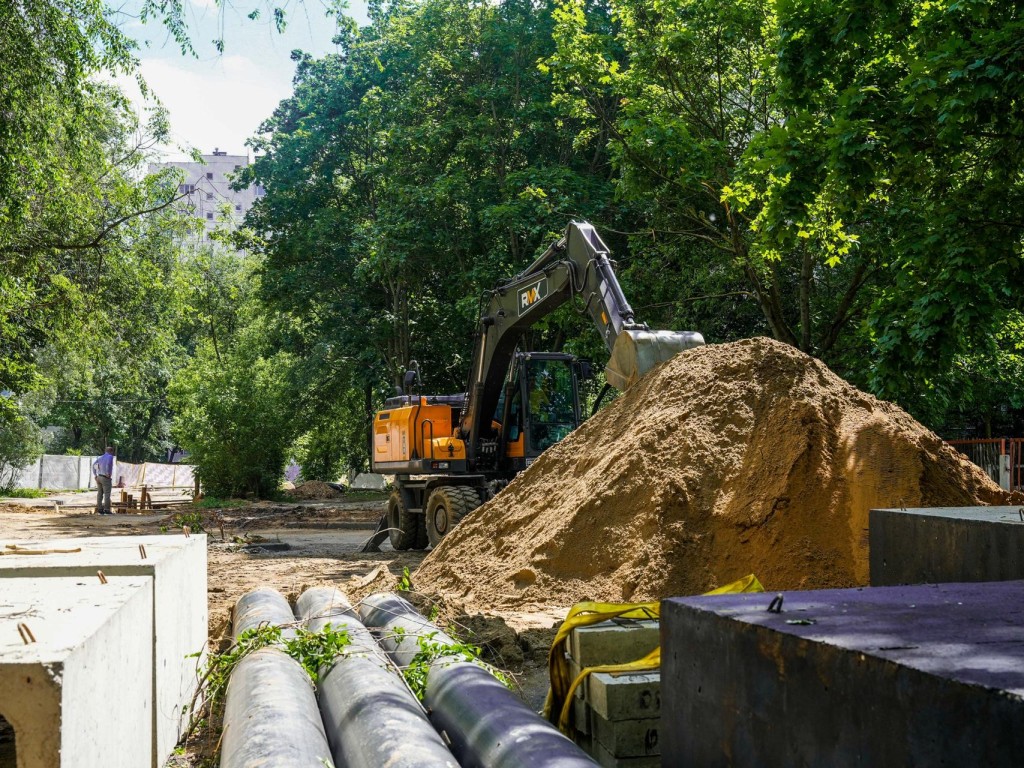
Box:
[0,492,558,766]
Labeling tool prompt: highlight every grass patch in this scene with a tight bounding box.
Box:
[1,488,49,498]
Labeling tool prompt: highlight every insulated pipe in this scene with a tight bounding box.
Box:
[233,586,298,640]
[357,592,458,667]
[297,588,458,768]
[360,593,597,767]
[220,648,334,768]
[296,586,358,633]
[426,660,597,768]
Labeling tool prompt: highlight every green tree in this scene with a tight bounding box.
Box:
[741,0,1024,399]
[169,322,297,498]
[239,0,618,473]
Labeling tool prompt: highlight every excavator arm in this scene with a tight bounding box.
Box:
[459,221,703,457]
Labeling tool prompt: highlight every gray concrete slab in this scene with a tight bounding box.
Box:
[870,506,1024,585]
[568,619,660,668]
[0,575,154,768]
[588,671,660,721]
[662,581,1024,767]
[0,534,207,766]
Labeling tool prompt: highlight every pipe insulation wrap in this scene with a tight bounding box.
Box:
[296,588,458,768]
[220,647,334,768]
[358,592,458,667]
[296,586,358,634]
[426,660,598,768]
[233,586,298,640]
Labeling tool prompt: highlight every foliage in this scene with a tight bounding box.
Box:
[239,0,619,463]
[185,623,352,741]
[169,321,297,498]
[742,0,1024,398]
[172,511,206,533]
[400,631,512,701]
[2,488,49,499]
[0,414,44,493]
[395,566,414,592]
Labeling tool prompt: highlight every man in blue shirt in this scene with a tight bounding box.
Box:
[93,446,115,515]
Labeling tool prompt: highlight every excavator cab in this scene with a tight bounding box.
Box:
[498,352,582,467]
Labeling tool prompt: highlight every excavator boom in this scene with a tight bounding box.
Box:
[460,221,703,456]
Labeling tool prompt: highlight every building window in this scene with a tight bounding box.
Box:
[206,172,213,180]
[178,184,195,194]
[255,185,266,197]
[234,164,241,171]
[206,212,214,220]
[206,192,214,200]
[235,204,242,211]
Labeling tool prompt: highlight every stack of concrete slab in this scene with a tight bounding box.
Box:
[0,534,207,768]
[567,619,661,767]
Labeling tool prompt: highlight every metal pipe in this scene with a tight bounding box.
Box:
[233,587,298,640]
[359,592,597,767]
[297,588,458,768]
[427,660,597,768]
[220,648,333,768]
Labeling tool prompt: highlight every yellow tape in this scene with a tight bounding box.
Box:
[544,573,764,733]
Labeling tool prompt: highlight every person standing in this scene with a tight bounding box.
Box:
[93,446,115,515]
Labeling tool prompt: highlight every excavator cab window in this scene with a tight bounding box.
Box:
[524,358,577,453]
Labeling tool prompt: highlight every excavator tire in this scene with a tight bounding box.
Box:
[425,486,480,549]
[387,491,421,551]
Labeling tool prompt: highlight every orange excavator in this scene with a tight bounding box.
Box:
[364,221,703,550]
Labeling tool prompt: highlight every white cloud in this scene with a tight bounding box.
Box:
[118,53,295,158]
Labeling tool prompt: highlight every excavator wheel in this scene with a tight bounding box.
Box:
[425,486,481,549]
[386,491,421,551]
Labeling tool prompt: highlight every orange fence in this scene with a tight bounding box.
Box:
[945,438,1024,491]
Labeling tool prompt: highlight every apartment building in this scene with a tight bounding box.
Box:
[150,149,264,244]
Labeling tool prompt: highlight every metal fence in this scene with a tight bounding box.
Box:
[945,438,1024,491]
[4,454,195,491]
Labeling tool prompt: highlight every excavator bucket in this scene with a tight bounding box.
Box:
[605,329,705,390]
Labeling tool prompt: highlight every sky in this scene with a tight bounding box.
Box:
[112,1,370,159]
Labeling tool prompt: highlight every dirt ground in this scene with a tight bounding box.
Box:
[0,493,558,766]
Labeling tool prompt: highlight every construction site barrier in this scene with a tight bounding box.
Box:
[945,438,1024,491]
[2,454,195,491]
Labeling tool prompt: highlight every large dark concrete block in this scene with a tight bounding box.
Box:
[661,581,1024,767]
[870,506,1024,586]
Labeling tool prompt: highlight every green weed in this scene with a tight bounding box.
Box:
[2,488,48,498]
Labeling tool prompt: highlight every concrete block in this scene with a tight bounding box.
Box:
[590,739,660,768]
[0,575,154,768]
[0,534,208,766]
[568,619,659,668]
[870,506,1024,585]
[591,710,660,758]
[570,696,591,735]
[662,581,1024,767]
[351,472,387,491]
[588,671,660,721]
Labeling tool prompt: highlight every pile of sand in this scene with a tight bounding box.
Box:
[285,481,345,500]
[415,338,1014,612]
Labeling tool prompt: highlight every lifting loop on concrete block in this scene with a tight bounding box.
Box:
[17,622,36,644]
[767,594,784,613]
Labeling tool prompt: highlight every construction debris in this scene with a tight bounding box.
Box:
[285,480,346,500]
[415,338,1016,612]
